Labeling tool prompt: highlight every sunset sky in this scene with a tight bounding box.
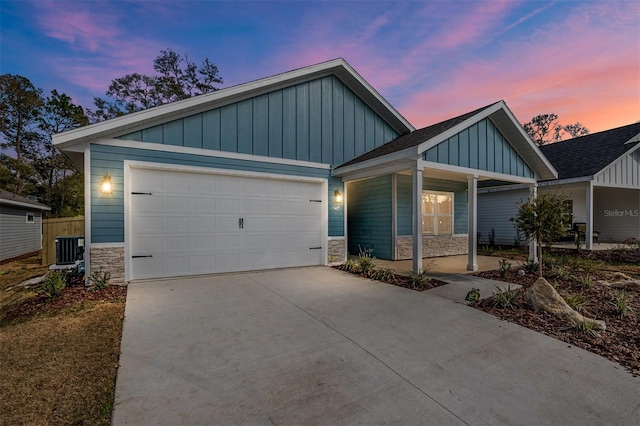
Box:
[1,0,638,133]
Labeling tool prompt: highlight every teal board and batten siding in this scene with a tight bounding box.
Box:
[347,176,393,260]
[90,144,344,243]
[119,76,399,167]
[396,175,468,235]
[424,118,535,178]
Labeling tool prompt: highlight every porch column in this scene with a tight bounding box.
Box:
[585,181,594,250]
[467,175,478,271]
[529,184,538,262]
[412,166,423,272]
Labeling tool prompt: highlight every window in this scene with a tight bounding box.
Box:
[26,213,35,223]
[422,191,453,235]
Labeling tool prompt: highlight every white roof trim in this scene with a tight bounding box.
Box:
[624,131,640,145]
[89,138,332,170]
[593,138,640,181]
[421,160,537,184]
[332,146,419,177]
[53,58,413,149]
[0,198,51,211]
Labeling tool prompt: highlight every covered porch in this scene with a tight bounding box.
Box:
[334,101,558,272]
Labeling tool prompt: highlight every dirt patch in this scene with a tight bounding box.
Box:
[2,284,126,326]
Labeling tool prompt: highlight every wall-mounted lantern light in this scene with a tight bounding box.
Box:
[100,173,113,195]
[334,189,343,204]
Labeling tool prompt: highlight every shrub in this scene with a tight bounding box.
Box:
[610,291,633,317]
[371,266,395,282]
[409,269,432,290]
[488,228,496,248]
[573,319,601,338]
[520,258,539,275]
[498,259,512,278]
[358,253,376,277]
[562,292,588,313]
[492,285,520,310]
[339,259,360,273]
[551,265,569,280]
[90,269,111,290]
[41,271,67,298]
[578,275,593,289]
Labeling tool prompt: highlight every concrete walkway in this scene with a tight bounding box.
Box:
[366,254,511,275]
[113,267,639,425]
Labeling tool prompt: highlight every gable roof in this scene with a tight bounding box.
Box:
[53,58,413,151]
[0,189,51,211]
[335,100,557,181]
[539,122,640,180]
[338,102,500,168]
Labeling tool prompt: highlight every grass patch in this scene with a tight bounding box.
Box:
[0,255,125,425]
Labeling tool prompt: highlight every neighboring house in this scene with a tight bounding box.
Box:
[0,189,51,262]
[478,122,640,248]
[53,59,556,284]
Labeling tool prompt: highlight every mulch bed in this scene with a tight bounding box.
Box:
[1,284,127,325]
[472,266,640,376]
[333,265,448,291]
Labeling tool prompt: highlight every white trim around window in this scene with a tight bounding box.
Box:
[422,190,454,236]
[26,212,35,223]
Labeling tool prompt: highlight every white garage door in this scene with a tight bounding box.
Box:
[129,167,324,280]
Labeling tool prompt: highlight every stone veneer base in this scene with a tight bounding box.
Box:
[89,246,125,286]
[328,238,346,265]
[396,235,468,260]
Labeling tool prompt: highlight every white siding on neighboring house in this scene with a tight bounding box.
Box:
[478,188,528,245]
[0,206,43,261]
[594,149,640,187]
[540,182,587,225]
[593,187,640,242]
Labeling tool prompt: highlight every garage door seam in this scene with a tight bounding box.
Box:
[246,274,470,426]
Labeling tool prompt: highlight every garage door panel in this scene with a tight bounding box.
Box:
[215,198,240,213]
[162,173,189,192]
[129,168,324,280]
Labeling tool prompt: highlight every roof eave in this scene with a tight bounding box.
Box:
[0,199,51,211]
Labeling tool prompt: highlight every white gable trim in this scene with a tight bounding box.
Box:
[593,141,640,181]
[53,58,413,149]
[90,138,332,170]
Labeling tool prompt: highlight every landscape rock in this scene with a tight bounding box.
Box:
[6,272,50,291]
[596,272,640,290]
[525,277,606,331]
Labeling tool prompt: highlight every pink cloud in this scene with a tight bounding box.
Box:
[397,2,640,133]
[34,2,173,96]
[37,8,119,52]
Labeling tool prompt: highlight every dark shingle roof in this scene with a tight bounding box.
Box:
[0,189,50,210]
[337,101,501,168]
[539,122,640,180]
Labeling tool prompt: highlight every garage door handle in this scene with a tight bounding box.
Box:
[132,255,153,258]
[132,192,153,195]
[309,247,321,250]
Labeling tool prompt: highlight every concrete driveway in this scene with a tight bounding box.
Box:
[113,267,639,425]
